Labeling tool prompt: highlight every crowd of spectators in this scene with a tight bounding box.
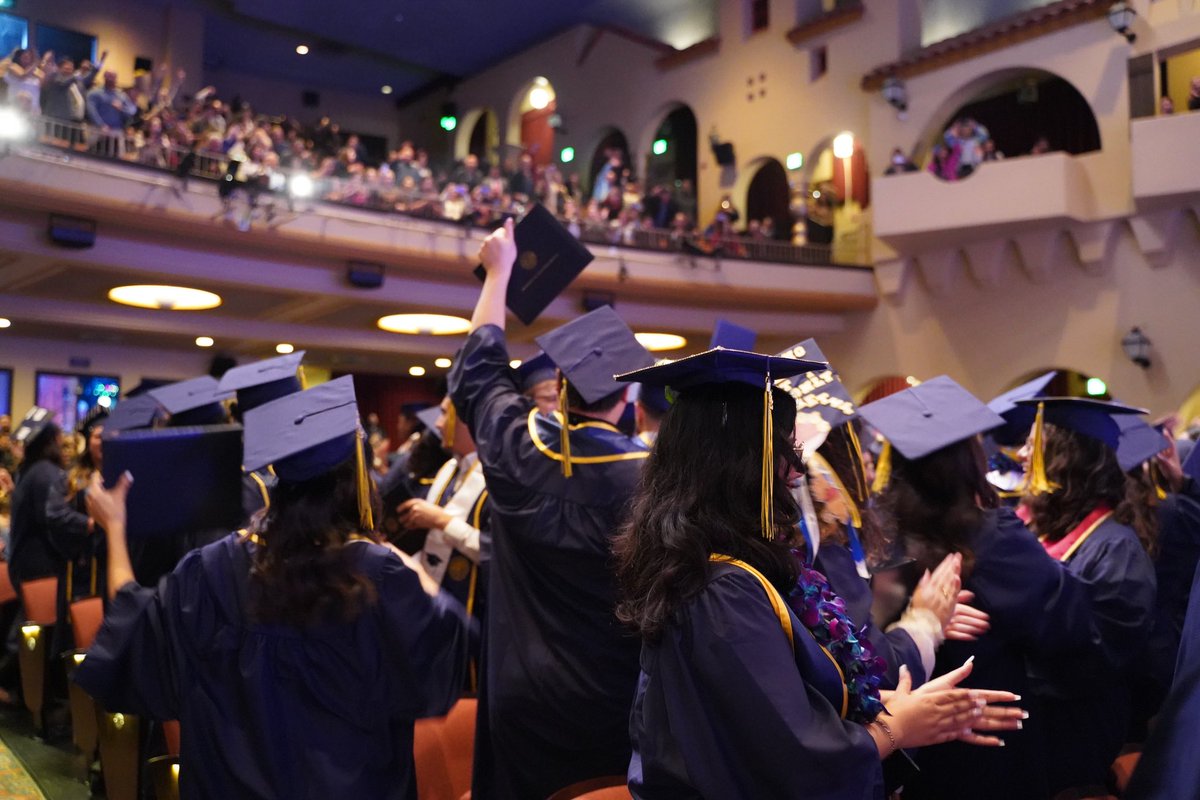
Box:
[0,51,831,265]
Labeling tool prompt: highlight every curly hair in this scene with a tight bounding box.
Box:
[876,437,998,577]
[1026,424,1157,555]
[249,453,383,627]
[614,384,800,643]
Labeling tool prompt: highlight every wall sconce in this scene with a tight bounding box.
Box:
[881,77,908,112]
[1108,2,1137,43]
[1121,326,1152,369]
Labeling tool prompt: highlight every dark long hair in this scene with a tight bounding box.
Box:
[878,437,998,576]
[1026,425,1157,555]
[20,424,64,474]
[615,384,800,643]
[249,455,383,627]
[813,423,887,562]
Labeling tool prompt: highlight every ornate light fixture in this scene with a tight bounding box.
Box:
[1108,2,1137,43]
[881,77,908,112]
[1121,326,1152,369]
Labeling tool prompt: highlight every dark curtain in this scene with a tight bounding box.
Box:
[745,159,791,239]
[946,77,1101,157]
[341,372,440,442]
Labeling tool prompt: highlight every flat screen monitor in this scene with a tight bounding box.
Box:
[35,372,120,432]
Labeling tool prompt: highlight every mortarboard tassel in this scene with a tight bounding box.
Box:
[1025,401,1058,496]
[558,381,574,478]
[761,373,774,539]
[298,365,309,391]
[1149,461,1168,501]
[871,440,892,494]
[846,423,870,503]
[354,432,375,532]
[444,402,456,451]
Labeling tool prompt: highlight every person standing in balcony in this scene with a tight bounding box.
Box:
[3,48,52,115]
[42,53,106,136]
[1188,77,1200,111]
[86,70,137,157]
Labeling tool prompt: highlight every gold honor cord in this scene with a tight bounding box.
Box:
[870,440,892,494]
[761,373,775,539]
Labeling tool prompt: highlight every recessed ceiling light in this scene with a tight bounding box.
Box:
[0,317,10,328]
[276,343,295,354]
[295,44,310,55]
[381,85,393,95]
[509,359,523,369]
[635,332,687,352]
[409,366,426,377]
[434,357,452,369]
[195,336,214,348]
[377,313,471,336]
[108,285,222,311]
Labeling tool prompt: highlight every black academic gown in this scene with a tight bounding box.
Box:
[449,325,648,800]
[815,544,923,689]
[628,561,883,799]
[1126,559,1200,799]
[74,534,470,800]
[1027,516,1156,795]
[906,508,1100,800]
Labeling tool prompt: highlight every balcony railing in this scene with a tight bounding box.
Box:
[16,114,864,269]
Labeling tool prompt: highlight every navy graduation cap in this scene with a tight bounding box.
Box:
[709,320,757,352]
[1012,397,1146,451]
[473,204,594,326]
[617,347,826,540]
[149,376,233,427]
[104,395,164,433]
[217,351,305,413]
[858,375,1005,462]
[1114,415,1169,472]
[774,338,855,432]
[12,407,55,446]
[516,352,556,391]
[535,306,653,405]
[986,371,1057,445]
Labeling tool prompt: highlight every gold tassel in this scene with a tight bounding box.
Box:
[761,374,774,539]
[846,423,870,502]
[1150,462,1168,500]
[1026,401,1058,496]
[871,440,892,494]
[298,366,309,391]
[354,433,375,531]
[558,381,573,478]
[444,403,456,451]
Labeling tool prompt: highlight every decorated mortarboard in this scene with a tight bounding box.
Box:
[1114,415,1169,473]
[516,352,556,391]
[986,371,1057,446]
[617,347,826,540]
[472,204,595,325]
[149,376,233,427]
[12,407,55,446]
[103,395,163,433]
[217,351,306,413]
[858,375,1004,465]
[709,319,757,352]
[101,424,243,539]
[774,338,857,435]
[243,375,374,530]
[415,405,444,440]
[1012,397,1146,451]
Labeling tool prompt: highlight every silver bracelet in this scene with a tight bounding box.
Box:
[873,717,898,756]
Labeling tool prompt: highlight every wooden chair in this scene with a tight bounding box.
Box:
[1111,750,1142,795]
[17,576,58,734]
[146,754,180,800]
[545,776,631,800]
[65,596,105,767]
[96,707,141,800]
[0,565,17,605]
[414,697,477,800]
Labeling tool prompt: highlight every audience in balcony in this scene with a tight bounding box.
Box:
[943,117,990,178]
[2,48,53,115]
[1029,135,1052,156]
[1188,77,1200,111]
[86,71,137,132]
[1160,96,1175,116]
[42,53,106,127]
[883,147,918,174]
[927,142,960,181]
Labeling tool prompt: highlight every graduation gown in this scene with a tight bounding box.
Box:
[74,533,470,800]
[1028,515,1156,794]
[906,508,1099,800]
[628,560,883,799]
[1145,486,1200,693]
[449,325,648,800]
[815,544,924,689]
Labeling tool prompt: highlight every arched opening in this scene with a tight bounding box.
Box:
[857,375,918,406]
[643,104,698,199]
[507,77,557,169]
[1004,367,1111,400]
[799,133,869,258]
[588,127,631,199]
[743,158,791,240]
[920,68,1101,179]
[466,108,499,167]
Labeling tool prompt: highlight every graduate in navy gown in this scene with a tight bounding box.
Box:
[448,219,657,799]
[614,352,1025,800]
[1016,397,1158,796]
[859,378,1103,800]
[75,376,470,800]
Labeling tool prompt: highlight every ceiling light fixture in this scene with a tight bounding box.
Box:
[377,313,471,335]
[381,85,393,95]
[276,343,295,355]
[108,285,222,311]
[195,336,214,348]
[634,332,688,352]
[509,359,523,369]
[434,357,453,369]
[0,317,10,328]
[529,86,552,111]
[295,44,310,55]
[409,366,427,377]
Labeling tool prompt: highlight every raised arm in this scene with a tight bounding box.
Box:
[85,471,136,598]
[470,217,515,333]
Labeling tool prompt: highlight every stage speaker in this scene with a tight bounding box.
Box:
[48,214,96,248]
[347,261,384,289]
[711,141,736,166]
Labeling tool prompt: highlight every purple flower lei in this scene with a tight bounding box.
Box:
[786,550,887,724]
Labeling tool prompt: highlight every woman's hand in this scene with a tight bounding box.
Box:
[945,590,991,641]
[397,498,452,531]
[386,543,442,597]
[478,216,516,279]
[86,471,132,534]
[910,552,962,631]
[915,658,1025,746]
